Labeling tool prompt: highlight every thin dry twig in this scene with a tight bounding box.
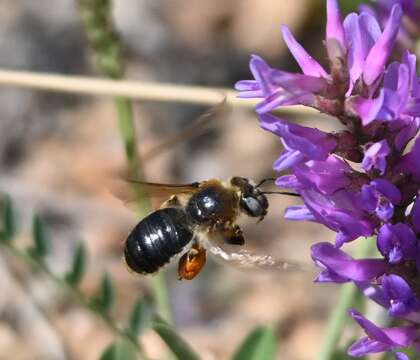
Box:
[0,68,316,115]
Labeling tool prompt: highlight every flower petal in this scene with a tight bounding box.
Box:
[377,223,417,264]
[349,309,395,344]
[348,337,390,357]
[348,310,418,358]
[326,0,346,50]
[371,179,401,204]
[394,117,420,151]
[269,70,327,93]
[411,196,420,234]
[284,205,316,221]
[399,137,420,180]
[394,352,409,360]
[256,92,315,114]
[273,149,305,171]
[311,242,388,282]
[302,189,375,244]
[259,113,337,161]
[363,4,403,86]
[344,12,381,88]
[348,89,385,125]
[383,275,413,302]
[281,25,329,78]
[249,54,274,96]
[294,158,350,195]
[362,140,390,175]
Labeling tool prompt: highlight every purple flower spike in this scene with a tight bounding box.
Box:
[363,4,403,86]
[348,309,417,359]
[311,242,388,283]
[377,223,417,264]
[362,140,391,175]
[382,274,420,317]
[281,25,329,79]
[237,2,420,356]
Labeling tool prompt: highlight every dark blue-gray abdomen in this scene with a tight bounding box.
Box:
[124,208,194,274]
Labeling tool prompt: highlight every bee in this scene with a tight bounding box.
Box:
[121,176,301,280]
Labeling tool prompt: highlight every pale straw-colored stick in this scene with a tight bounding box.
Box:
[0,68,315,115]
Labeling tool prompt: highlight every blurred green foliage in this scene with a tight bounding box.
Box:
[232,326,277,360]
[65,242,88,286]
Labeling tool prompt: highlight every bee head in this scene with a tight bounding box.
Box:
[230,177,269,221]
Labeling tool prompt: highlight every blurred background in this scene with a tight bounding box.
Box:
[0,1,364,359]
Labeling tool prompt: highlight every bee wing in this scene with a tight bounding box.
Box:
[206,242,312,273]
[142,97,228,161]
[109,179,200,210]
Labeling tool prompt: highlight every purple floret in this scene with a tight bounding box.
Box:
[348,309,418,359]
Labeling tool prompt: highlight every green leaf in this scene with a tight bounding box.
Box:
[29,215,51,258]
[100,340,137,360]
[339,0,366,14]
[127,297,150,337]
[0,196,15,242]
[91,272,115,313]
[232,326,277,360]
[65,242,87,286]
[331,349,353,360]
[152,316,200,360]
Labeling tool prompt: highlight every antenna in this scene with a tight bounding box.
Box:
[261,191,300,197]
[255,178,300,197]
[255,177,277,188]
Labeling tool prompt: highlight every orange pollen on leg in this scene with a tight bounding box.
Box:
[178,247,207,280]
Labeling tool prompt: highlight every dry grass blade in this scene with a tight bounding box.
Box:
[0,69,316,115]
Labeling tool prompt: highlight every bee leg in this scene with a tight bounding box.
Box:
[178,243,207,280]
[257,214,266,223]
[224,224,245,246]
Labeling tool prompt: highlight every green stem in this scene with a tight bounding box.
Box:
[115,97,139,176]
[316,283,356,360]
[114,97,148,212]
[114,98,172,323]
[78,0,173,325]
[151,272,173,324]
[316,237,377,360]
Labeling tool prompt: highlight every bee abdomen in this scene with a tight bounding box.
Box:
[124,208,194,274]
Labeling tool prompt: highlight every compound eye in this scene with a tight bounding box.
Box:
[241,196,265,218]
